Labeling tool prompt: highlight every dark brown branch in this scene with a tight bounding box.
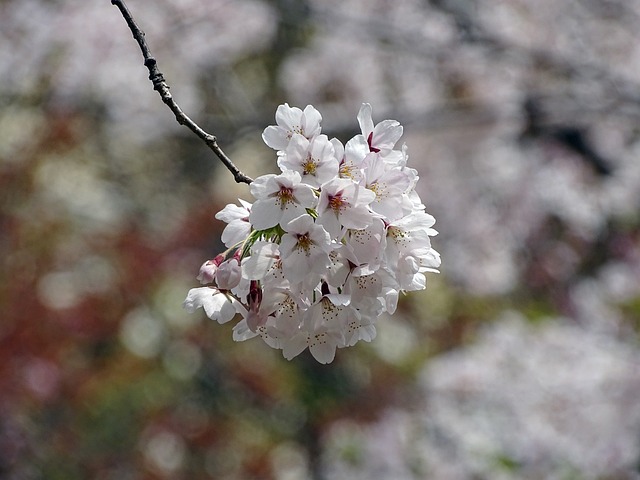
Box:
[111,0,253,184]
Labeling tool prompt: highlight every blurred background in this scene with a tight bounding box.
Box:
[2,0,640,478]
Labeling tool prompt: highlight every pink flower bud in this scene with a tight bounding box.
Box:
[196,254,225,284]
[215,258,242,290]
[246,280,265,332]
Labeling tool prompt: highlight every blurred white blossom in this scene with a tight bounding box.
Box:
[322,313,640,479]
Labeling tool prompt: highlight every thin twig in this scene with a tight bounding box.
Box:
[111,0,253,184]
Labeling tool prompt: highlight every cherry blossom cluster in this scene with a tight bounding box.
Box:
[184,103,440,363]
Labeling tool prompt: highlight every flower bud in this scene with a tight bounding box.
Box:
[216,258,242,290]
[196,255,225,284]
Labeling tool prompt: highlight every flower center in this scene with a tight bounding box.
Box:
[367,132,381,153]
[277,186,295,207]
[287,126,304,140]
[339,162,356,179]
[328,192,348,214]
[295,233,313,254]
[388,226,409,247]
[302,154,317,175]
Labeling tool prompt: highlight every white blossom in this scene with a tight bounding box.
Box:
[357,103,403,156]
[317,177,376,238]
[279,214,333,286]
[185,103,440,363]
[183,287,237,324]
[279,133,339,187]
[249,170,317,230]
[215,199,252,248]
[262,103,323,151]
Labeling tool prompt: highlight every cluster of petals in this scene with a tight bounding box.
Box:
[184,103,440,363]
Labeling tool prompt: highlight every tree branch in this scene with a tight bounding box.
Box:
[111,0,254,184]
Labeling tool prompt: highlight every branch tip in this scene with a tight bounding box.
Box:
[112,0,253,185]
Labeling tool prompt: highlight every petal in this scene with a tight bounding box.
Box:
[317,211,342,239]
[293,184,318,209]
[220,220,251,248]
[283,333,309,360]
[310,336,337,364]
[233,319,259,341]
[372,120,403,151]
[249,198,282,230]
[202,292,237,324]
[182,287,211,313]
[284,213,314,234]
[354,185,376,206]
[282,250,313,285]
[242,241,279,279]
[279,203,309,229]
[249,174,277,200]
[331,137,345,161]
[215,202,249,223]
[357,103,374,137]
[276,103,302,128]
[340,204,374,230]
[262,125,289,151]
[302,105,322,138]
[359,324,377,343]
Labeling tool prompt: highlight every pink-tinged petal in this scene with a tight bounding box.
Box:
[183,287,210,313]
[232,319,259,341]
[344,321,377,347]
[317,212,342,239]
[357,103,374,137]
[215,259,242,290]
[249,198,282,230]
[360,324,377,342]
[302,105,322,138]
[279,134,310,173]
[382,287,399,314]
[221,221,251,248]
[344,218,385,271]
[355,185,376,205]
[285,213,319,236]
[331,138,344,161]
[279,202,308,229]
[262,125,289,151]
[215,201,252,247]
[310,337,337,364]
[183,287,237,324]
[357,104,403,154]
[280,215,332,284]
[283,333,309,360]
[215,203,246,223]
[292,184,318,209]
[339,204,374,230]
[302,105,322,131]
[281,134,338,187]
[372,119,403,152]
[250,171,316,229]
[263,104,322,151]
[325,293,351,306]
[275,103,302,128]
[249,174,277,199]
[278,233,298,258]
[206,293,237,324]
[282,250,313,285]
[245,309,263,332]
[196,256,222,284]
[241,241,279,280]
[344,135,369,164]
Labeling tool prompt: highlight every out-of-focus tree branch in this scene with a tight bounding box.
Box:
[111,0,254,185]
[427,0,640,104]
